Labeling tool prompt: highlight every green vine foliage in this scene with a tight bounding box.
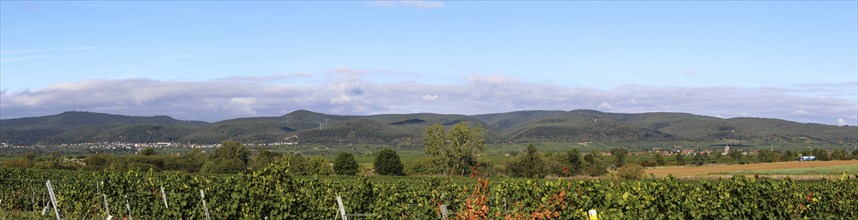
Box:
[1,167,856,219]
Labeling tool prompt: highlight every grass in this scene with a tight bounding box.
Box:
[718,164,858,175]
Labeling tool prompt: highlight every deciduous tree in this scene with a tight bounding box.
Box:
[566,149,583,175]
[610,148,628,167]
[334,152,359,176]
[508,144,545,178]
[423,122,485,175]
[374,148,404,176]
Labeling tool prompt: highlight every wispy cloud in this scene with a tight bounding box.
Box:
[0,49,44,64]
[62,46,101,51]
[212,73,314,82]
[1,69,856,125]
[0,50,37,55]
[369,0,446,9]
[0,55,49,64]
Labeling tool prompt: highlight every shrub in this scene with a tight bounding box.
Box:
[508,144,545,178]
[334,152,359,176]
[374,148,404,176]
[640,160,657,167]
[617,163,645,180]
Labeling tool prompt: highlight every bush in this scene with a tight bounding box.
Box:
[586,161,609,177]
[202,141,250,174]
[404,158,441,175]
[508,144,545,178]
[203,158,245,174]
[139,147,156,156]
[617,163,645,180]
[84,154,113,167]
[640,160,657,167]
[334,152,359,176]
[374,148,404,176]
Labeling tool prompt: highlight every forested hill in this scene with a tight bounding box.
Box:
[1,110,855,146]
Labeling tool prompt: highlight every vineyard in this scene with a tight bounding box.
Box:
[1,167,856,219]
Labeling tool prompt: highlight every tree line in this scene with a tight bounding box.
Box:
[2,122,856,178]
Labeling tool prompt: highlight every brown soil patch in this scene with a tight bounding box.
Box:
[646,160,858,178]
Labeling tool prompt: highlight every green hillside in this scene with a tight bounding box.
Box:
[1,110,855,146]
[0,112,206,145]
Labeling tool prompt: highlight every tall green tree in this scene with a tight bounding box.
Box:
[423,122,486,176]
[334,152,359,176]
[830,148,848,160]
[212,141,251,164]
[251,149,281,170]
[675,153,686,166]
[781,150,797,161]
[306,156,334,176]
[508,144,545,178]
[566,149,583,175]
[203,141,250,174]
[374,148,404,176]
[610,148,628,167]
[852,149,858,160]
[729,149,743,163]
[693,153,706,166]
[812,148,830,161]
[757,149,775,163]
[583,150,607,176]
[654,153,666,166]
[139,148,156,156]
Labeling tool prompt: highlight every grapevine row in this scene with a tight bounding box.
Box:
[1,167,855,219]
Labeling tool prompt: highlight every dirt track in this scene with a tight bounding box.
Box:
[646,160,858,178]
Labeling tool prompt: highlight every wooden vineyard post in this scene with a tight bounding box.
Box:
[124,195,132,220]
[336,195,347,220]
[42,201,49,216]
[200,190,211,220]
[45,180,61,220]
[100,181,111,219]
[103,194,111,218]
[160,186,168,209]
[439,193,451,218]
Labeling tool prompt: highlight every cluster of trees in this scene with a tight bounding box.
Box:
[407,122,624,178]
[0,149,209,172]
[678,147,858,166]
[502,145,647,179]
[3,122,855,178]
[0,141,402,176]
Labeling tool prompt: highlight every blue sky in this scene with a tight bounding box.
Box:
[1,1,856,125]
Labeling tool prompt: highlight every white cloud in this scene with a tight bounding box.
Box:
[227,97,257,115]
[836,118,847,125]
[597,101,613,110]
[421,94,439,101]
[1,68,856,125]
[330,94,353,104]
[369,0,446,9]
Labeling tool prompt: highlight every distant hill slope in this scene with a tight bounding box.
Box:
[0,112,207,145]
[1,110,855,146]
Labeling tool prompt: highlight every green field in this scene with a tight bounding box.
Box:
[719,164,858,175]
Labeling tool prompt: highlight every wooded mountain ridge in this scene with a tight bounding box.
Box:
[1,110,855,146]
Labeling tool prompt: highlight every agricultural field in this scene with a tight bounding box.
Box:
[2,167,856,219]
[646,160,858,179]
